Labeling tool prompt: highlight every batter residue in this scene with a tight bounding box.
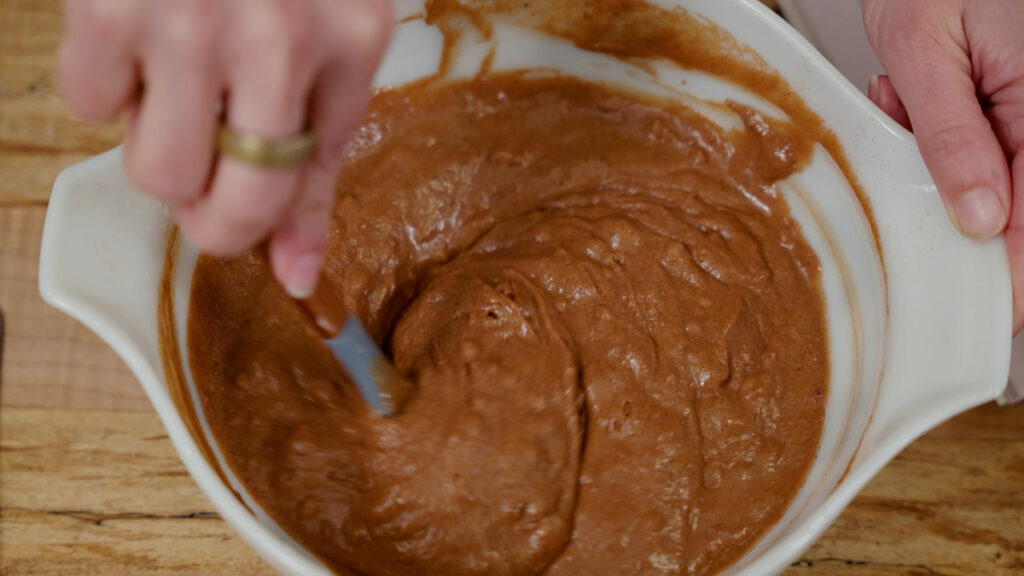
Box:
[187,76,827,575]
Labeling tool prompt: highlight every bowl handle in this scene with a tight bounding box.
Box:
[854,118,1012,466]
[39,147,172,401]
[38,147,335,576]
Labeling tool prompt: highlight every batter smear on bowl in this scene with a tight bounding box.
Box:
[187,76,827,575]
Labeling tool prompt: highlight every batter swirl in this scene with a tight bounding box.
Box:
[188,76,827,576]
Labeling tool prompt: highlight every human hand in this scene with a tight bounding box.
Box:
[863,0,1024,332]
[58,0,392,298]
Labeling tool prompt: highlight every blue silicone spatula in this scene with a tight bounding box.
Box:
[298,278,411,416]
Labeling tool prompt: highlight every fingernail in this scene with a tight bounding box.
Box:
[869,73,879,96]
[952,187,1006,240]
[285,252,323,299]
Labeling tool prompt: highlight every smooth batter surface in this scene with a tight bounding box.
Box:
[188,76,827,576]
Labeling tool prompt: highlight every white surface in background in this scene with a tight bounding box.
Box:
[778,0,883,94]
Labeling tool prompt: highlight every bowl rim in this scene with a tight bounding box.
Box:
[38,1,1012,574]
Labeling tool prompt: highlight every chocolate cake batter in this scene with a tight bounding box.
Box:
[187,75,827,576]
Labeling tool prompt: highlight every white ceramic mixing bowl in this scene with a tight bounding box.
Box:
[39,1,1011,574]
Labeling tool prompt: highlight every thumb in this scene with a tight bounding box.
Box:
[879,34,1012,240]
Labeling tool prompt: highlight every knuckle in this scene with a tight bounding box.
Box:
[873,0,963,64]
[882,0,930,34]
[233,1,317,101]
[360,3,394,55]
[1002,90,1024,151]
[919,122,988,161]
[160,0,217,57]
[246,1,315,64]
[338,1,393,60]
[75,0,131,39]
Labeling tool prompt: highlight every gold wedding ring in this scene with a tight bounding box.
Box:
[134,82,314,169]
[216,125,316,169]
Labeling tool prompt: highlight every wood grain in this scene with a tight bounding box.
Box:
[0,207,150,411]
[0,0,143,411]
[0,0,122,205]
[2,403,1021,575]
[1,407,273,575]
[0,0,1021,575]
[790,403,1024,575]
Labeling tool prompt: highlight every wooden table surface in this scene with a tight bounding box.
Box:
[2,2,1022,575]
